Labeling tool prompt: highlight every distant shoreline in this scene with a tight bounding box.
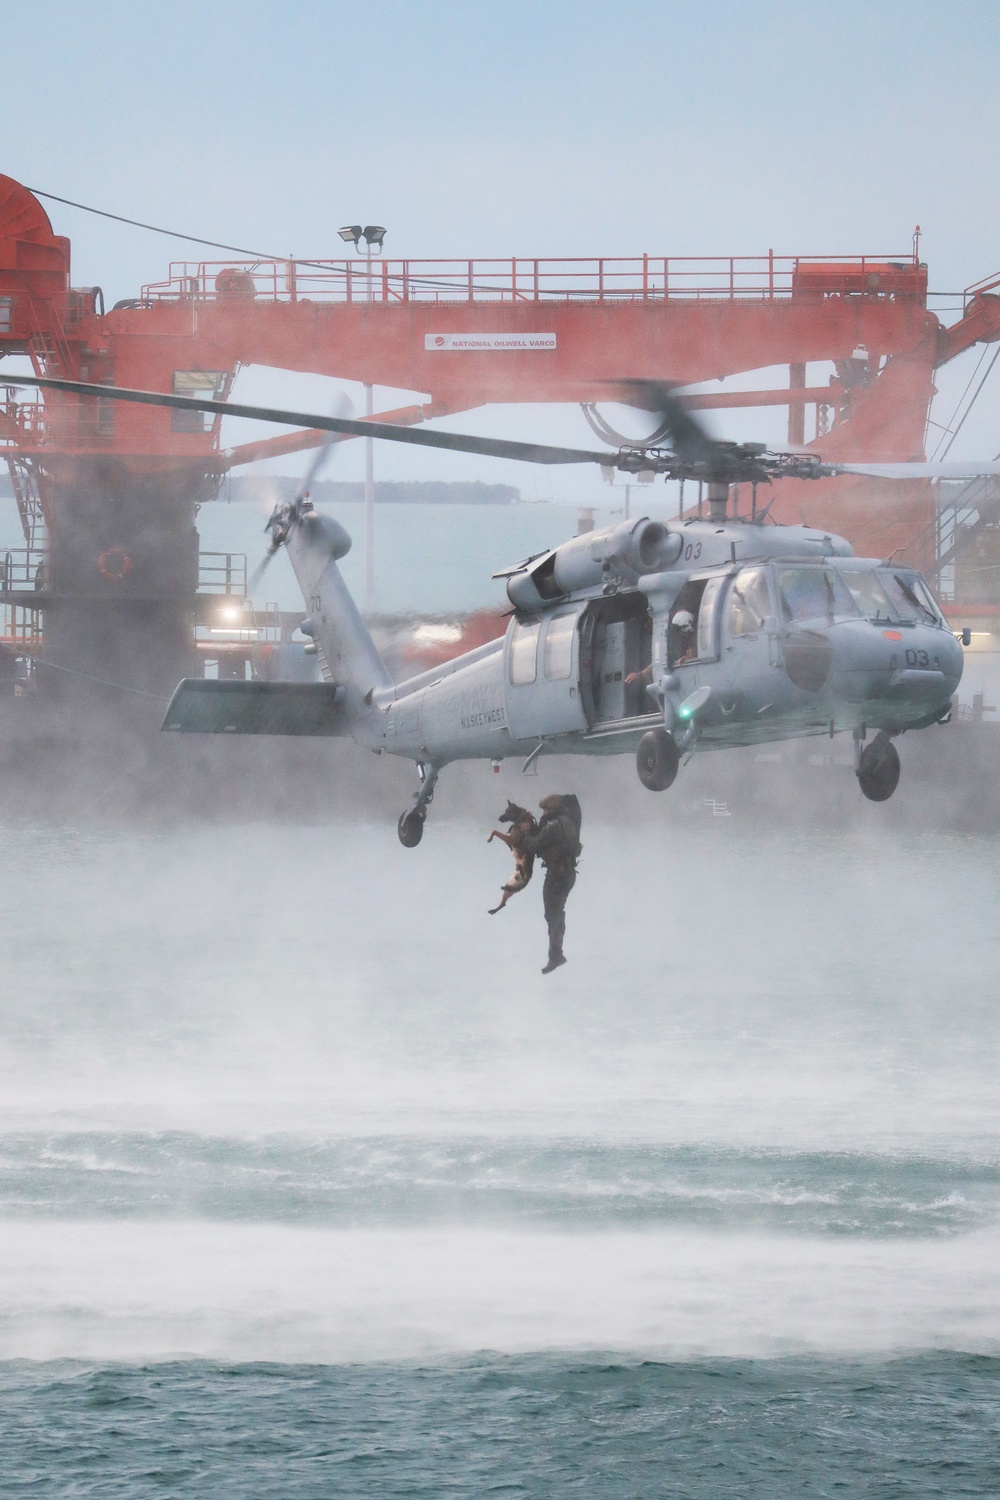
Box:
[0,476,523,506]
[226,477,522,506]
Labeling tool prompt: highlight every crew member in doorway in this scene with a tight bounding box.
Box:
[626,609,697,688]
[526,794,583,974]
[669,609,697,664]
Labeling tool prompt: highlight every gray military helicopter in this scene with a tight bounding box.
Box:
[15,372,1000,843]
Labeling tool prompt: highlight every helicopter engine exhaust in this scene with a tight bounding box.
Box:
[504,519,683,610]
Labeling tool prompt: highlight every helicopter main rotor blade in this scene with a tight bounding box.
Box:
[18,374,1000,487]
[7,374,611,469]
[831,460,1000,480]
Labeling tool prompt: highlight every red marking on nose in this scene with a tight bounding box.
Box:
[883,630,904,641]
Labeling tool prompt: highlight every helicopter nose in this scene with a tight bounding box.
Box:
[780,622,962,713]
[859,624,963,706]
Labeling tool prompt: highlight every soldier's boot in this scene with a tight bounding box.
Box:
[541,949,567,975]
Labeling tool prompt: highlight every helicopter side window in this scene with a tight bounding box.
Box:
[696,576,726,660]
[509,619,541,685]
[667,581,704,665]
[543,610,576,681]
[728,568,773,636]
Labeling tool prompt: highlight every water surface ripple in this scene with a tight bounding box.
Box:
[2,819,998,1493]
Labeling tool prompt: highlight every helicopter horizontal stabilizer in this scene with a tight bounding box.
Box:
[162,679,346,736]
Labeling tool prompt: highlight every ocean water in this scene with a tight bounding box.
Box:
[1,814,999,1494]
[196,498,629,615]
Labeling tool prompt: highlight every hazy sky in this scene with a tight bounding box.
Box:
[4,0,1000,493]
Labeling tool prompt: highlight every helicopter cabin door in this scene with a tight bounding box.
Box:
[503,604,588,741]
[580,592,654,726]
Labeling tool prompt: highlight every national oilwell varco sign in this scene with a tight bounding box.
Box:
[425,333,557,351]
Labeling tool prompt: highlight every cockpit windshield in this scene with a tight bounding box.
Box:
[883,570,943,624]
[840,567,942,625]
[777,566,859,624]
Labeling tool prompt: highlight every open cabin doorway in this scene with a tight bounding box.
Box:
[580,593,653,726]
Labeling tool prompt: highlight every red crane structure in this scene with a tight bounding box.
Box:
[2,172,999,693]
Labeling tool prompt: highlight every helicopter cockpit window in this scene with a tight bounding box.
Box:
[543,610,576,681]
[728,568,774,636]
[881,570,942,625]
[696,576,726,660]
[509,619,541,685]
[901,571,944,624]
[839,569,896,621]
[839,568,939,625]
[778,567,859,624]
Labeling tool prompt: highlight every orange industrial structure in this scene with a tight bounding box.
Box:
[2,171,1000,691]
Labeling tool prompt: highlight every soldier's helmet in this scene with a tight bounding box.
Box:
[673,610,695,631]
[539,793,566,812]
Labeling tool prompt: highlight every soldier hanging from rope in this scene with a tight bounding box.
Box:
[524,793,583,974]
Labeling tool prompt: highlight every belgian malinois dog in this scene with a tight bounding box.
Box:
[487,801,537,914]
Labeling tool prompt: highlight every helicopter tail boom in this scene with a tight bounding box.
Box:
[283,506,392,710]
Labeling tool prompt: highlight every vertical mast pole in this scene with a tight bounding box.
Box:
[364,242,374,613]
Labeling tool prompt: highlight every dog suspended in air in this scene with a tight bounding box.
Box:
[486,802,538,914]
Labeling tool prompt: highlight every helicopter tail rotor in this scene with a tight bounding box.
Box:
[247,395,351,596]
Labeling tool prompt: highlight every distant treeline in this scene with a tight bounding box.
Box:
[0,473,521,505]
[226,477,521,506]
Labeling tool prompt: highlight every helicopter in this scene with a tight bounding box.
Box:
[12,372,1000,844]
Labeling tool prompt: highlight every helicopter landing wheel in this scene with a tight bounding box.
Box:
[397,810,425,847]
[636,728,680,791]
[857,733,900,802]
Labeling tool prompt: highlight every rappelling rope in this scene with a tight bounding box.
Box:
[27,657,171,702]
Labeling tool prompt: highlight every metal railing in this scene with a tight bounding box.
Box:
[0,550,247,597]
[0,546,46,592]
[963,269,1000,309]
[195,600,286,653]
[141,251,922,307]
[1,390,115,451]
[0,603,41,652]
[1,396,46,443]
[198,551,246,595]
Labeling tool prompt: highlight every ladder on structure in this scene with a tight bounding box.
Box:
[5,456,44,549]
